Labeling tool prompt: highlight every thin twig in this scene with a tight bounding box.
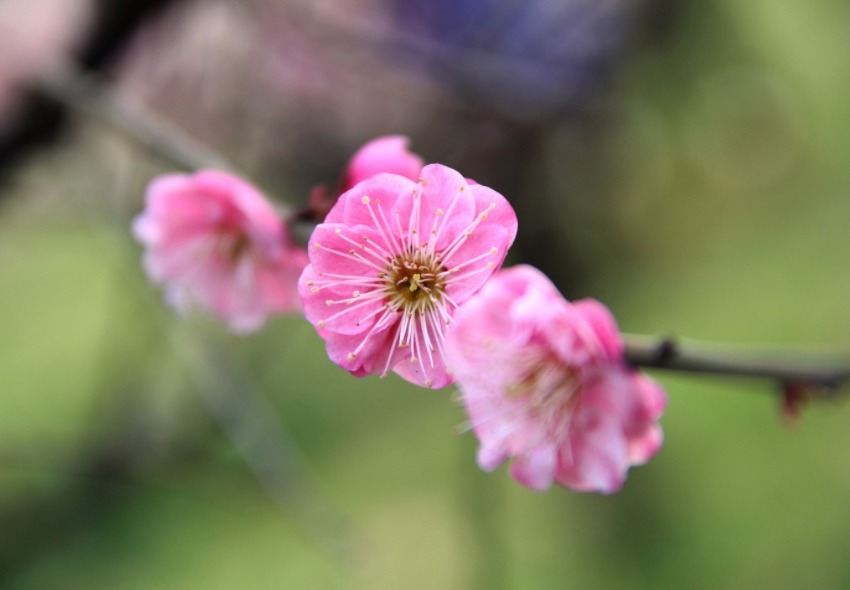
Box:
[173,322,352,561]
[624,334,850,396]
[38,69,233,171]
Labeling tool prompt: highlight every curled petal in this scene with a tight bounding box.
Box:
[446,264,666,493]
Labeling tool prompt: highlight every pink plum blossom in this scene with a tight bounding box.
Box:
[133,170,307,333]
[299,163,518,389]
[304,136,425,223]
[444,265,666,493]
[0,0,90,125]
[342,135,424,191]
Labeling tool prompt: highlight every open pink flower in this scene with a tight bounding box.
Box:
[445,265,666,493]
[133,170,307,333]
[342,135,424,191]
[299,163,518,388]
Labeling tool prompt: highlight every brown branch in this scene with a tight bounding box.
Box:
[624,334,850,396]
[39,69,233,171]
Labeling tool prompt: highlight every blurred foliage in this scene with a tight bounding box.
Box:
[2,0,850,588]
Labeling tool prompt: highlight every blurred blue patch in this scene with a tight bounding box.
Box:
[391,0,634,118]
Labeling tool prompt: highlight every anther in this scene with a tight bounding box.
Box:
[361,195,370,204]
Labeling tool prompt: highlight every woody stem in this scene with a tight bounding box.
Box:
[623,334,850,395]
[38,68,232,171]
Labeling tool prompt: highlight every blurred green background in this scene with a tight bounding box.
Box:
[2,0,850,588]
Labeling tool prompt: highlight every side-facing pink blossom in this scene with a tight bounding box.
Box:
[299,163,518,388]
[133,170,307,333]
[444,265,666,493]
[342,135,424,190]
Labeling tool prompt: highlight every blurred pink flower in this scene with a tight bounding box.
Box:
[343,135,424,190]
[299,163,517,388]
[304,135,426,223]
[133,170,307,333]
[445,265,666,493]
[0,0,90,124]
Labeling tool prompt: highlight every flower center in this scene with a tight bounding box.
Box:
[384,249,446,312]
[510,353,582,423]
[214,228,252,263]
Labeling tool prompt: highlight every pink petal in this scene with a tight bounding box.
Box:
[468,182,518,249]
[399,164,476,253]
[391,319,453,388]
[442,224,515,302]
[557,405,630,494]
[300,225,392,335]
[477,445,509,472]
[343,135,424,189]
[572,299,624,362]
[627,424,664,465]
[324,325,402,377]
[325,173,417,231]
[510,444,558,492]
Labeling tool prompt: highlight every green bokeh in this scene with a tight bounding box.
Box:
[2,1,850,588]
